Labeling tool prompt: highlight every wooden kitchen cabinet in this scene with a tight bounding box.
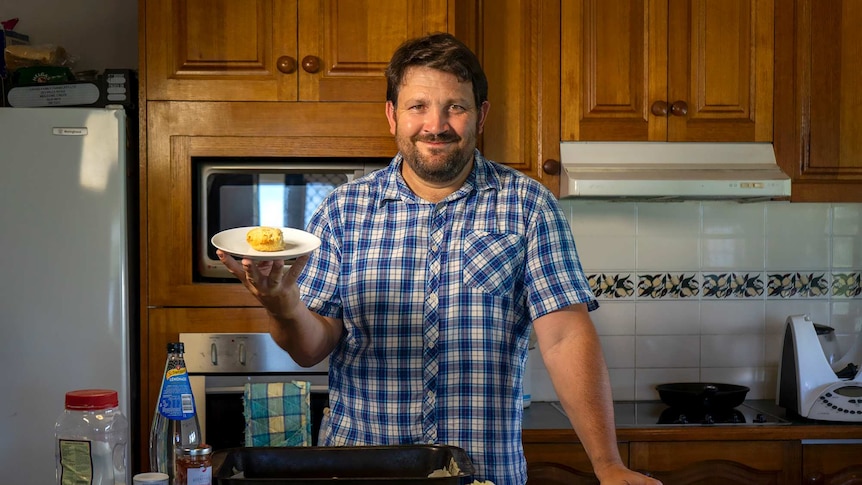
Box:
[802,443,862,485]
[523,442,629,484]
[773,0,862,202]
[475,0,563,194]
[560,0,773,142]
[144,0,451,101]
[629,440,801,484]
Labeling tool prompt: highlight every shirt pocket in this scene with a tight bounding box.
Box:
[463,231,525,296]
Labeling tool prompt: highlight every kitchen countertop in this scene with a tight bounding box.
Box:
[522,400,862,442]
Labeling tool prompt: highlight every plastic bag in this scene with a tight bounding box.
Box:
[4,43,77,72]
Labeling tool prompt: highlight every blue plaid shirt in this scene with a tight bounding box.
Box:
[298,150,597,484]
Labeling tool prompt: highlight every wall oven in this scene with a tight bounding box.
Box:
[180,332,329,451]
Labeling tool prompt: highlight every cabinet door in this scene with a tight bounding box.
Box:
[523,442,629,484]
[666,0,773,141]
[561,0,665,141]
[629,440,801,484]
[145,0,451,102]
[802,444,862,485]
[145,0,299,101]
[774,0,862,202]
[561,0,772,142]
[296,0,448,102]
[479,0,562,194]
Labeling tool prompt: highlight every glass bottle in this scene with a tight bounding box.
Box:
[149,342,201,484]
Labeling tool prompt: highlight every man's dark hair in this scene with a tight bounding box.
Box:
[385,32,488,110]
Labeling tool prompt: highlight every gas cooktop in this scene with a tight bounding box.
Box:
[551,401,790,427]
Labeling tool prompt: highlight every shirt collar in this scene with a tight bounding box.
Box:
[378,150,499,206]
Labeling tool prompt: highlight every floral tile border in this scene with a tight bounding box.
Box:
[638,273,699,299]
[586,271,862,300]
[832,272,862,297]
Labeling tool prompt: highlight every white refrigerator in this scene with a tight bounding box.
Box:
[0,107,136,484]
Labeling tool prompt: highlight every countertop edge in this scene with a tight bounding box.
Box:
[522,401,862,443]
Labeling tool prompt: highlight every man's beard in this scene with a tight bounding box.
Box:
[398,132,474,184]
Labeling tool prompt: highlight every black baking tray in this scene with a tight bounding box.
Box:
[213,445,475,484]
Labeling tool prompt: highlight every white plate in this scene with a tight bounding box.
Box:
[212,227,321,261]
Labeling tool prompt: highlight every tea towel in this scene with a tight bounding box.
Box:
[243,381,311,447]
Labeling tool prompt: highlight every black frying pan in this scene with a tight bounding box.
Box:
[656,382,750,410]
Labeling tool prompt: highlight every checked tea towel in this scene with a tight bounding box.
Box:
[243,381,311,447]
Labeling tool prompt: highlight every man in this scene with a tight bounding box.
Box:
[218,33,660,485]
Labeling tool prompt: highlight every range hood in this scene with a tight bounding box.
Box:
[559,142,791,201]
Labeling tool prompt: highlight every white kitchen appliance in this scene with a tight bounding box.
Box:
[0,107,136,483]
[777,314,862,422]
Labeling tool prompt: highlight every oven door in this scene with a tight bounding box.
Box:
[190,374,329,451]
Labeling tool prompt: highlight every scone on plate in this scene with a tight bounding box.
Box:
[246,226,286,252]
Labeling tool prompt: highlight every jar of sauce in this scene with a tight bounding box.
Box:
[175,444,212,485]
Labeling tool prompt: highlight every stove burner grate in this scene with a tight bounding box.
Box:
[657,406,767,425]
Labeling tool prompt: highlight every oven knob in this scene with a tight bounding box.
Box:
[211,342,218,366]
[703,414,714,425]
[754,413,767,423]
[675,414,688,424]
[239,342,247,365]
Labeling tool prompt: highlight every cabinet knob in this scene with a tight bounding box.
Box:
[542,159,561,176]
[276,56,297,74]
[806,473,824,484]
[302,55,321,73]
[650,100,669,117]
[670,100,688,116]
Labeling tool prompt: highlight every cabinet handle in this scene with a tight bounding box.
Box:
[542,159,561,176]
[806,473,824,484]
[650,100,669,116]
[302,55,321,73]
[670,100,688,116]
[277,56,297,74]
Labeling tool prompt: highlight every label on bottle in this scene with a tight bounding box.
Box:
[186,465,211,485]
[157,363,197,420]
[58,439,93,485]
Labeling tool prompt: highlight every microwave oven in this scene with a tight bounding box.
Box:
[194,158,387,280]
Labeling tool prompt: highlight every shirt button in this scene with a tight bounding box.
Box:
[427,390,435,399]
[427,341,435,349]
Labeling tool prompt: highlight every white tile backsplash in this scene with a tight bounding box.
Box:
[833,236,862,268]
[701,335,764,367]
[529,200,862,403]
[599,335,636,368]
[576,236,637,271]
[590,302,636,335]
[637,237,700,269]
[568,201,637,236]
[702,202,766,237]
[701,300,765,334]
[831,204,862,236]
[637,202,702,236]
[635,301,701,335]
[701,236,765,269]
[636,335,701,367]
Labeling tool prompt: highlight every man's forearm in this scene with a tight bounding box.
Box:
[535,308,625,476]
[269,308,342,367]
